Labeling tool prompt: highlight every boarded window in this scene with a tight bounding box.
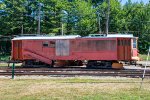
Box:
[74,40,116,51]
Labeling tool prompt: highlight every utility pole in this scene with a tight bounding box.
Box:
[37,3,42,34]
[21,25,24,34]
[140,47,150,90]
[106,0,110,35]
[62,23,64,35]
[98,13,101,34]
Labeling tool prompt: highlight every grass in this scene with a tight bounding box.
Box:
[0,77,150,100]
[139,54,150,61]
[0,63,8,67]
[0,54,22,67]
[0,63,22,67]
[0,55,10,61]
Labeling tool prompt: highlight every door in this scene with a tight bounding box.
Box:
[118,38,131,60]
[118,39,124,60]
[56,40,70,56]
[13,40,22,60]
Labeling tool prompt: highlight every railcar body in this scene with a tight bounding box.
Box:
[11,34,138,69]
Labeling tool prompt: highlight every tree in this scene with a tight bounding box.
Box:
[123,1,150,53]
[0,0,150,53]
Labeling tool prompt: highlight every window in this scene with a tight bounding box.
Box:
[49,41,55,48]
[133,38,137,48]
[43,42,49,47]
[42,41,55,48]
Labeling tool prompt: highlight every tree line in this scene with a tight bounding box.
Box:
[0,0,150,53]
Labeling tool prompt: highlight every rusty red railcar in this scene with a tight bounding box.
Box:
[11,34,138,69]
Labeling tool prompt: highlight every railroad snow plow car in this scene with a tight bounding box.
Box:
[11,34,138,69]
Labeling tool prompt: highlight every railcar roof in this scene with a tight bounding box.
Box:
[12,34,135,40]
[12,35,81,40]
[107,34,134,37]
[84,34,134,38]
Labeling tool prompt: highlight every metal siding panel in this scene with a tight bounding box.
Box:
[56,40,61,56]
[62,40,70,56]
[118,39,124,60]
[128,39,132,60]
[13,41,18,60]
[18,41,22,59]
[56,40,70,56]
[124,40,126,59]
[118,38,132,60]
[124,39,131,60]
[15,41,19,60]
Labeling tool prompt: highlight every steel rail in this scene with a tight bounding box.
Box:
[0,68,150,78]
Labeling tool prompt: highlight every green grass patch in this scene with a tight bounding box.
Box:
[53,77,143,83]
[0,63,8,67]
[0,55,10,61]
[0,63,22,67]
[0,77,150,100]
[139,54,150,61]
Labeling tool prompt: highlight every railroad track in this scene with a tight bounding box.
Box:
[0,67,150,78]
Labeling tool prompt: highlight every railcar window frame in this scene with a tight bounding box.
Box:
[49,41,55,48]
[43,41,49,47]
[42,41,56,48]
[133,38,137,48]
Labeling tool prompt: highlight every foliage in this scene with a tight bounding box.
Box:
[0,55,10,61]
[0,0,150,53]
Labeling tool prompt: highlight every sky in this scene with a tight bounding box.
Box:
[121,0,149,5]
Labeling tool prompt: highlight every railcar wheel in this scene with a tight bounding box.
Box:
[74,60,83,66]
[22,60,53,68]
[50,60,54,67]
[86,61,112,69]
[22,60,34,67]
[131,61,137,66]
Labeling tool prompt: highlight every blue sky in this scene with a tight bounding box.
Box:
[121,0,149,5]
